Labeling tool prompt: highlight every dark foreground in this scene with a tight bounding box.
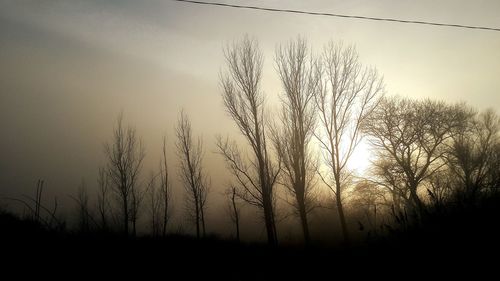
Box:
[1,196,500,280]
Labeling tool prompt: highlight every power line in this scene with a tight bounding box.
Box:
[171,0,500,33]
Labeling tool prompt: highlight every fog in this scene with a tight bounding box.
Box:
[1,0,499,240]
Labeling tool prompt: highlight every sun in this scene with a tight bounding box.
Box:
[346,139,373,176]
[311,136,373,177]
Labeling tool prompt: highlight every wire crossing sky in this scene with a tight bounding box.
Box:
[172,0,500,32]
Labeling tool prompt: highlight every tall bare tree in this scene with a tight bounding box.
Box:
[76,180,90,233]
[270,38,320,243]
[225,185,241,242]
[70,180,99,233]
[368,156,413,214]
[176,110,209,239]
[96,167,110,232]
[146,136,173,237]
[314,42,384,243]
[160,136,173,237]
[104,113,145,236]
[217,36,280,245]
[447,108,500,201]
[130,180,147,237]
[363,97,467,214]
[146,172,162,236]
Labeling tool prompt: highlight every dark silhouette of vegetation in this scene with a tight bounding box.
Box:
[70,180,92,233]
[96,167,111,232]
[314,42,384,243]
[447,108,500,202]
[271,37,320,243]
[104,113,145,237]
[225,185,242,242]
[160,136,173,237]
[3,179,65,232]
[1,36,500,280]
[217,35,281,245]
[176,110,210,238]
[363,97,469,215]
[146,137,173,237]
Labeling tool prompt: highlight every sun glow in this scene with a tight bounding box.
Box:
[311,136,374,178]
[347,139,373,176]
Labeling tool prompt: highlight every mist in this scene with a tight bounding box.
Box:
[1,1,500,278]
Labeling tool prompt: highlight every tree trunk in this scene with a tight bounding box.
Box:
[235,215,240,242]
[162,207,168,237]
[195,196,200,239]
[132,217,137,237]
[335,186,349,245]
[201,204,206,237]
[262,190,277,245]
[296,195,310,244]
[409,186,424,214]
[231,190,240,242]
[123,196,129,236]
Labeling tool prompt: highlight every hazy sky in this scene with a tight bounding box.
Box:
[1,0,499,235]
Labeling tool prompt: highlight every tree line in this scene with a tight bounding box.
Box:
[6,36,499,245]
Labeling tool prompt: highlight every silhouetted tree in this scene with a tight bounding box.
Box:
[225,185,241,242]
[363,97,467,214]
[7,179,64,231]
[427,169,454,207]
[314,42,384,243]
[271,38,320,243]
[176,110,209,238]
[147,172,162,236]
[104,113,145,236]
[69,180,99,233]
[35,179,43,223]
[96,167,110,232]
[160,136,173,237]
[147,137,173,237]
[218,36,280,245]
[368,156,413,214]
[130,180,147,237]
[447,108,499,201]
[487,142,500,191]
[350,180,388,234]
[75,180,90,233]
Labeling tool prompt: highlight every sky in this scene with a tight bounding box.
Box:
[1,0,499,237]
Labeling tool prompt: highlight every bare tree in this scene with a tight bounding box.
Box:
[70,180,99,233]
[487,142,500,191]
[104,113,145,236]
[314,42,384,243]
[225,185,241,242]
[96,167,110,232]
[147,137,172,237]
[350,180,390,234]
[76,180,90,233]
[368,156,413,214]
[176,110,209,239]
[363,97,468,214]
[218,36,280,245]
[447,108,500,201]
[270,38,320,243]
[199,177,209,237]
[427,169,455,207]
[160,136,173,237]
[35,179,43,223]
[6,180,65,231]
[130,180,147,237]
[147,136,173,237]
[146,172,162,236]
